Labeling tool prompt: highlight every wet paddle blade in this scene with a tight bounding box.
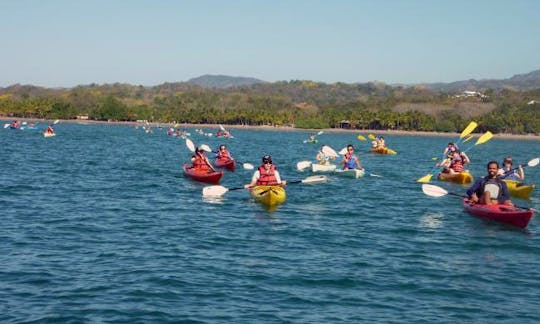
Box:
[242,163,254,170]
[202,185,229,197]
[200,144,212,152]
[317,131,324,136]
[3,123,9,128]
[339,147,348,155]
[185,138,195,152]
[53,119,60,124]
[475,131,493,145]
[368,134,376,140]
[527,157,540,167]
[422,184,448,197]
[417,174,433,183]
[459,121,477,138]
[219,124,226,131]
[321,145,339,158]
[301,175,328,184]
[296,161,312,171]
[357,134,366,141]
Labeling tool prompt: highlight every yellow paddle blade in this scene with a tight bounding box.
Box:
[417,174,433,183]
[368,134,376,140]
[357,134,366,141]
[462,135,474,143]
[475,131,493,145]
[459,121,478,138]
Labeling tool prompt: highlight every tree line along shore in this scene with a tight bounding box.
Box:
[1,81,539,135]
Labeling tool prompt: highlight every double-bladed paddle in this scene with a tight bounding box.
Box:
[500,157,539,179]
[202,175,328,197]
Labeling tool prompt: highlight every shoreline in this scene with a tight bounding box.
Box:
[2,117,539,141]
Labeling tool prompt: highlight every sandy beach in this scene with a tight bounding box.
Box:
[2,116,539,141]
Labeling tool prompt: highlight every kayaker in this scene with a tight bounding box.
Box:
[443,142,459,157]
[378,137,386,148]
[45,125,54,134]
[341,145,363,170]
[498,156,524,181]
[244,155,287,188]
[216,144,233,162]
[191,147,216,172]
[438,150,470,174]
[466,161,513,206]
[316,146,333,165]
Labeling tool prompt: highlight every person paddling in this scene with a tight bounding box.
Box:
[191,147,216,172]
[215,144,233,162]
[316,146,333,165]
[341,144,363,170]
[45,124,54,134]
[244,155,287,189]
[498,156,524,181]
[438,149,470,174]
[466,161,513,206]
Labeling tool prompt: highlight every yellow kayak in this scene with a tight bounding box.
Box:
[504,180,535,199]
[437,171,473,184]
[250,186,286,207]
[370,147,397,155]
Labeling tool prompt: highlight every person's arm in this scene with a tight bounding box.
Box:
[275,170,286,185]
[205,156,217,172]
[244,171,260,188]
[500,181,513,206]
[461,152,470,164]
[355,157,363,169]
[517,165,525,180]
[467,179,482,201]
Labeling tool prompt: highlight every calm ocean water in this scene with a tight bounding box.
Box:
[1,123,539,323]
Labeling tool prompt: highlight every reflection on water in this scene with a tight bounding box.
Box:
[420,212,444,229]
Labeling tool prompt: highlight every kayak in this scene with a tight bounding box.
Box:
[370,147,397,155]
[312,163,337,172]
[462,198,533,228]
[437,171,473,184]
[43,132,56,138]
[335,168,365,179]
[214,159,236,172]
[503,180,535,199]
[250,185,286,207]
[303,139,318,144]
[183,164,223,184]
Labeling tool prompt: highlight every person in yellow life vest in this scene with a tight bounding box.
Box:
[191,147,216,172]
[244,155,287,189]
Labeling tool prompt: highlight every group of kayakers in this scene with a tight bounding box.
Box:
[371,136,386,149]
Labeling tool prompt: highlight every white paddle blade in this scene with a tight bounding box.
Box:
[422,184,448,197]
[3,123,9,128]
[317,131,324,136]
[53,119,60,124]
[202,185,229,197]
[243,163,254,170]
[301,175,328,184]
[200,144,212,152]
[527,158,540,167]
[296,161,312,171]
[219,124,226,131]
[185,138,195,152]
[339,147,348,155]
[321,145,339,158]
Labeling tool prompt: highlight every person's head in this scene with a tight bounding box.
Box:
[219,144,227,151]
[347,144,354,153]
[487,160,499,178]
[196,147,205,154]
[503,156,513,167]
[262,155,273,168]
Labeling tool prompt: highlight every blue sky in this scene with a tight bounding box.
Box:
[1,0,539,87]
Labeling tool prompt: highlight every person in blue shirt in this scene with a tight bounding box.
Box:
[467,161,513,206]
[341,144,363,170]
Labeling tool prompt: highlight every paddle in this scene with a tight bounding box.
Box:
[368,134,376,140]
[457,121,478,143]
[3,123,10,128]
[421,184,539,213]
[417,131,493,183]
[462,135,474,143]
[297,161,312,171]
[357,134,366,141]
[202,175,328,197]
[322,145,339,158]
[500,157,539,179]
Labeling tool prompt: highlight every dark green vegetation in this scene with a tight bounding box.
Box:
[1,73,540,134]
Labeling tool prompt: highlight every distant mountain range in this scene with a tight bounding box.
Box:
[421,70,540,92]
[186,74,265,89]
[184,70,540,93]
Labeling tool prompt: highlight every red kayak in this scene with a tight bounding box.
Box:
[183,164,223,184]
[462,198,533,228]
[214,158,236,172]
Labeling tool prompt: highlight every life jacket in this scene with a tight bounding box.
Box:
[257,165,278,185]
[192,153,210,171]
[344,153,357,170]
[216,149,231,161]
[450,158,464,172]
[46,127,54,134]
[501,166,520,181]
[481,177,504,201]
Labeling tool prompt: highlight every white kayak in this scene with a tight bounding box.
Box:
[43,132,56,138]
[312,163,337,172]
[335,168,365,178]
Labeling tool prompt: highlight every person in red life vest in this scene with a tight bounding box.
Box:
[244,155,287,188]
[215,144,233,162]
[438,150,470,174]
[191,147,216,172]
[341,145,363,170]
[45,124,54,134]
[467,161,512,206]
